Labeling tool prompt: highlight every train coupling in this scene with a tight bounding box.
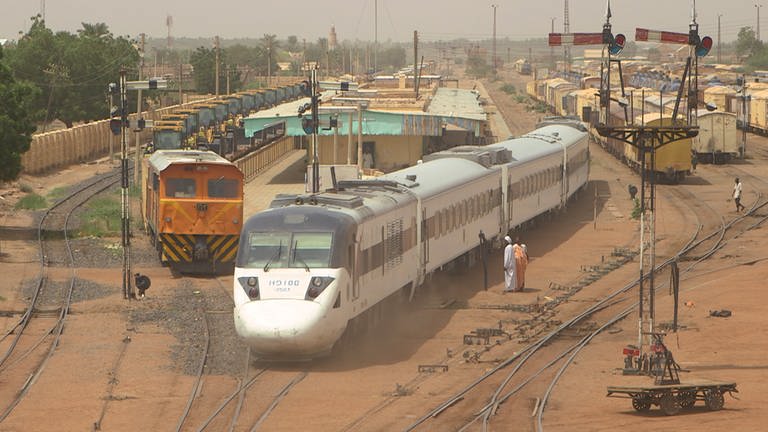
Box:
[193,239,209,260]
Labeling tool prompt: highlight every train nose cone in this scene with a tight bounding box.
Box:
[234,300,335,357]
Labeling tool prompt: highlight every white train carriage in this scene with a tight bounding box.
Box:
[233,120,589,359]
[693,110,739,164]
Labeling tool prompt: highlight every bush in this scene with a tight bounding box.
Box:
[631,198,642,219]
[79,196,122,237]
[500,83,517,94]
[15,193,47,210]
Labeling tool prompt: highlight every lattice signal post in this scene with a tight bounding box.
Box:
[594,10,710,365]
[109,70,167,300]
[297,71,358,193]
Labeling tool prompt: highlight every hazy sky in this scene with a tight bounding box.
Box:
[0,1,759,44]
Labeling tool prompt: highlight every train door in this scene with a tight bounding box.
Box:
[362,141,376,169]
[561,149,569,208]
[352,232,361,302]
[423,208,430,263]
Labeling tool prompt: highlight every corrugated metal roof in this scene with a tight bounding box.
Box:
[148,149,233,172]
[703,85,737,95]
[244,100,484,137]
[426,88,486,121]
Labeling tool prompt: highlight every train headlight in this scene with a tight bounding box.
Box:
[306,277,334,300]
[238,276,260,300]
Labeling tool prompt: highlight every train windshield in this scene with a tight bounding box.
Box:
[165,178,196,198]
[207,178,239,198]
[154,131,182,150]
[243,232,333,269]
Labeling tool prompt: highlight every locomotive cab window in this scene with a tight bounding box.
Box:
[166,178,197,198]
[207,177,239,198]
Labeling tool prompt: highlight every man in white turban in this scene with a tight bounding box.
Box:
[503,236,516,293]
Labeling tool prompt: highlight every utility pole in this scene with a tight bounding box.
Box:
[267,42,272,87]
[357,103,364,171]
[178,62,183,103]
[214,36,220,96]
[226,64,231,94]
[757,4,763,42]
[717,14,723,63]
[414,30,418,96]
[551,17,556,70]
[492,4,498,74]
[374,0,378,73]
[134,33,145,186]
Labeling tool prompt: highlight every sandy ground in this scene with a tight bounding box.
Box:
[0,68,767,431]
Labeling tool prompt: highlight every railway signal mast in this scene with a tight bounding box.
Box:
[109,71,167,300]
[297,71,358,193]
[595,1,710,375]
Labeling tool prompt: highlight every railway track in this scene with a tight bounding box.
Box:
[165,276,311,432]
[0,169,122,422]
[378,150,767,430]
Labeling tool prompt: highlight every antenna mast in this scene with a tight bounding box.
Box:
[166,15,173,50]
[564,0,571,72]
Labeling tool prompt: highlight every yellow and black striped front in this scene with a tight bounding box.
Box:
[160,233,239,271]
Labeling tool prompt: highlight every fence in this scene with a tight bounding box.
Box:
[21,100,213,174]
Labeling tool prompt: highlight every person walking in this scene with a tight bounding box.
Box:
[503,236,516,293]
[733,177,745,212]
[690,150,698,173]
[513,237,529,291]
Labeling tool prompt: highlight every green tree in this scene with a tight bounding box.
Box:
[6,17,138,128]
[285,35,299,53]
[190,46,216,93]
[0,46,38,181]
[377,45,407,72]
[735,27,762,59]
[466,52,491,78]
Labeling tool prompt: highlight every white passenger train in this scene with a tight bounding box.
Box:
[233,119,590,359]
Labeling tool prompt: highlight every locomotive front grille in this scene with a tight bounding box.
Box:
[160,234,239,264]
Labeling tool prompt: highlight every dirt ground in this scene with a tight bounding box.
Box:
[1,69,767,431]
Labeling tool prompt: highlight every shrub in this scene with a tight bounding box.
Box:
[15,193,47,210]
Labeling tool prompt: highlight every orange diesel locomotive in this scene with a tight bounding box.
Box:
[142,150,244,273]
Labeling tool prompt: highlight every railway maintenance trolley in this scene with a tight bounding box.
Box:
[607,379,738,416]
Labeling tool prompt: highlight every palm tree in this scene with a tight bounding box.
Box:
[77,22,111,39]
[261,34,279,85]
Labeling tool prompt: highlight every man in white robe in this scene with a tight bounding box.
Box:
[503,236,516,292]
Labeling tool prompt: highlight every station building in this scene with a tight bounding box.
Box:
[243,80,489,173]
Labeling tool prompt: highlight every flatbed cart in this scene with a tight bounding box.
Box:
[607,380,738,416]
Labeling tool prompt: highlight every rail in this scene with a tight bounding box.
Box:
[235,136,297,181]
